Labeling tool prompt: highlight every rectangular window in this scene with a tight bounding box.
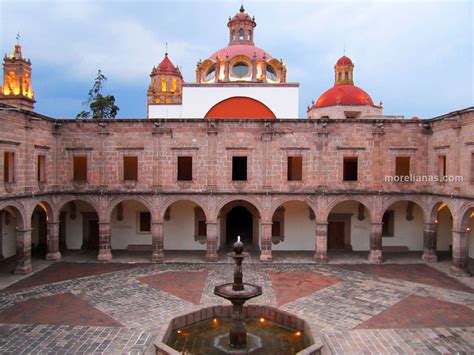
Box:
[287,156,303,181]
[198,221,207,236]
[177,156,192,181]
[73,156,87,181]
[438,155,446,177]
[343,157,358,181]
[232,156,247,181]
[395,156,410,177]
[382,211,395,237]
[272,220,281,237]
[139,212,151,232]
[4,152,14,183]
[123,156,138,181]
[37,155,46,182]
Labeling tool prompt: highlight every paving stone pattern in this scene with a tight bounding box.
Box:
[0,261,472,354]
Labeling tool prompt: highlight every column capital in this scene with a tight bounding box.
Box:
[260,222,273,226]
[370,222,384,226]
[47,221,60,226]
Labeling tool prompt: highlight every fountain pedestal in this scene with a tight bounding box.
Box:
[214,237,262,349]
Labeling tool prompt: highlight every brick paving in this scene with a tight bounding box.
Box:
[0,258,472,354]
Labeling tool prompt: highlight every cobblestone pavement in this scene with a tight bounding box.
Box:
[0,256,473,354]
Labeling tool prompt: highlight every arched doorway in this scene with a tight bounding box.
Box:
[31,203,49,258]
[226,206,253,246]
[218,200,261,250]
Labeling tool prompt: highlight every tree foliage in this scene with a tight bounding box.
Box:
[76,70,119,119]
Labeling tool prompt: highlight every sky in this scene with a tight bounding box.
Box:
[0,0,472,119]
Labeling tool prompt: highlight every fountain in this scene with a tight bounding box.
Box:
[156,237,321,354]
[213,236,262,351]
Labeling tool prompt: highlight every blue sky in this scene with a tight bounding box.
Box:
[0,0,472,118]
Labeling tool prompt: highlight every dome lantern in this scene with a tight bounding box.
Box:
[227,5,257,46]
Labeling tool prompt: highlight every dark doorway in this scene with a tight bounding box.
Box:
[328,221,345,249]
[33,210,48,258]
[87,220,100,250]
[226,206,253,246]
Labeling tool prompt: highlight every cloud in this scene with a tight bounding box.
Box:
[0,0,471,118]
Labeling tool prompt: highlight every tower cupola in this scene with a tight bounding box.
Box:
[147,52,183,106]
[227,5,257,46]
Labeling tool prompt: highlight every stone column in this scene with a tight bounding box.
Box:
[260,221,273,262]
[15,227,32,274]
[45,221,61,261]
[97,222,112,261]
[450,230,469,276]
[205,221,218,262]
[314,222,328,263]
[422,222,438,262]
[151,221,164,263]
[368,222,383,263]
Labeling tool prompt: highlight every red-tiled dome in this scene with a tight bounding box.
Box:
[336,55,353,66]
[314,84,375,108]
[210,45,271,62]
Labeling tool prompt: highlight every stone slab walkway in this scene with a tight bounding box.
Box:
[0,256,472,354]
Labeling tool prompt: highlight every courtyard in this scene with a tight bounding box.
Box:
[0,252,473,354]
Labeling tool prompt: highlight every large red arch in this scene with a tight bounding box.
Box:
[204,96,276,119]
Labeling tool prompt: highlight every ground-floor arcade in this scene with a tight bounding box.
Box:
[0,193,473,276]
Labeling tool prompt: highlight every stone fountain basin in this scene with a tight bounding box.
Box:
[154,304,324,354]
[214,283,262,301]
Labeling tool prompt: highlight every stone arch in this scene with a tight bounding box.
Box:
[459,203,474,230]
[217,198,262,249]
[56,197,100,252]
[428,199,455,223]
[324,196,372,223]
[160,196,209,221]
[0,201,27,229]
[56,196,100,218]
[269,196,317,222]
[269,197,317,251]
[381,195,427,223]
[106,196,155,222]
[30,199,55,222]
[216,196,263,221]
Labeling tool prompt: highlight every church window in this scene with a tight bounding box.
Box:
[287,156,302,181]
[338,72,342,81]
[171,78,177,92]
[37,154,46,182]
[248,30,253,41]
[177,156,192,181]
[205,65,216,81]
[232,62,249,78]
[344,71,348,80]
[232,156,247,181]
[395,156,410,178]
[73,156,87,181]
[123,156,138,181]
[3,152,14,183]
[161,78,167,92]
[343,157,358,181]
[231,30,236,41]
[266,65,277,81]
[239,29,244,40]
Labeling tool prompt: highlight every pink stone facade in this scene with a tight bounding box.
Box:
[0,105,473,275]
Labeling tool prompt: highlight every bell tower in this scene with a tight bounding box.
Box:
[147,52,183,106]
[0,42,35,111]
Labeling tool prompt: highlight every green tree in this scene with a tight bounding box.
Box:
[76,70,119,119]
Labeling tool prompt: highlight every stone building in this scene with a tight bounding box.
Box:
[0,6,473,277]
